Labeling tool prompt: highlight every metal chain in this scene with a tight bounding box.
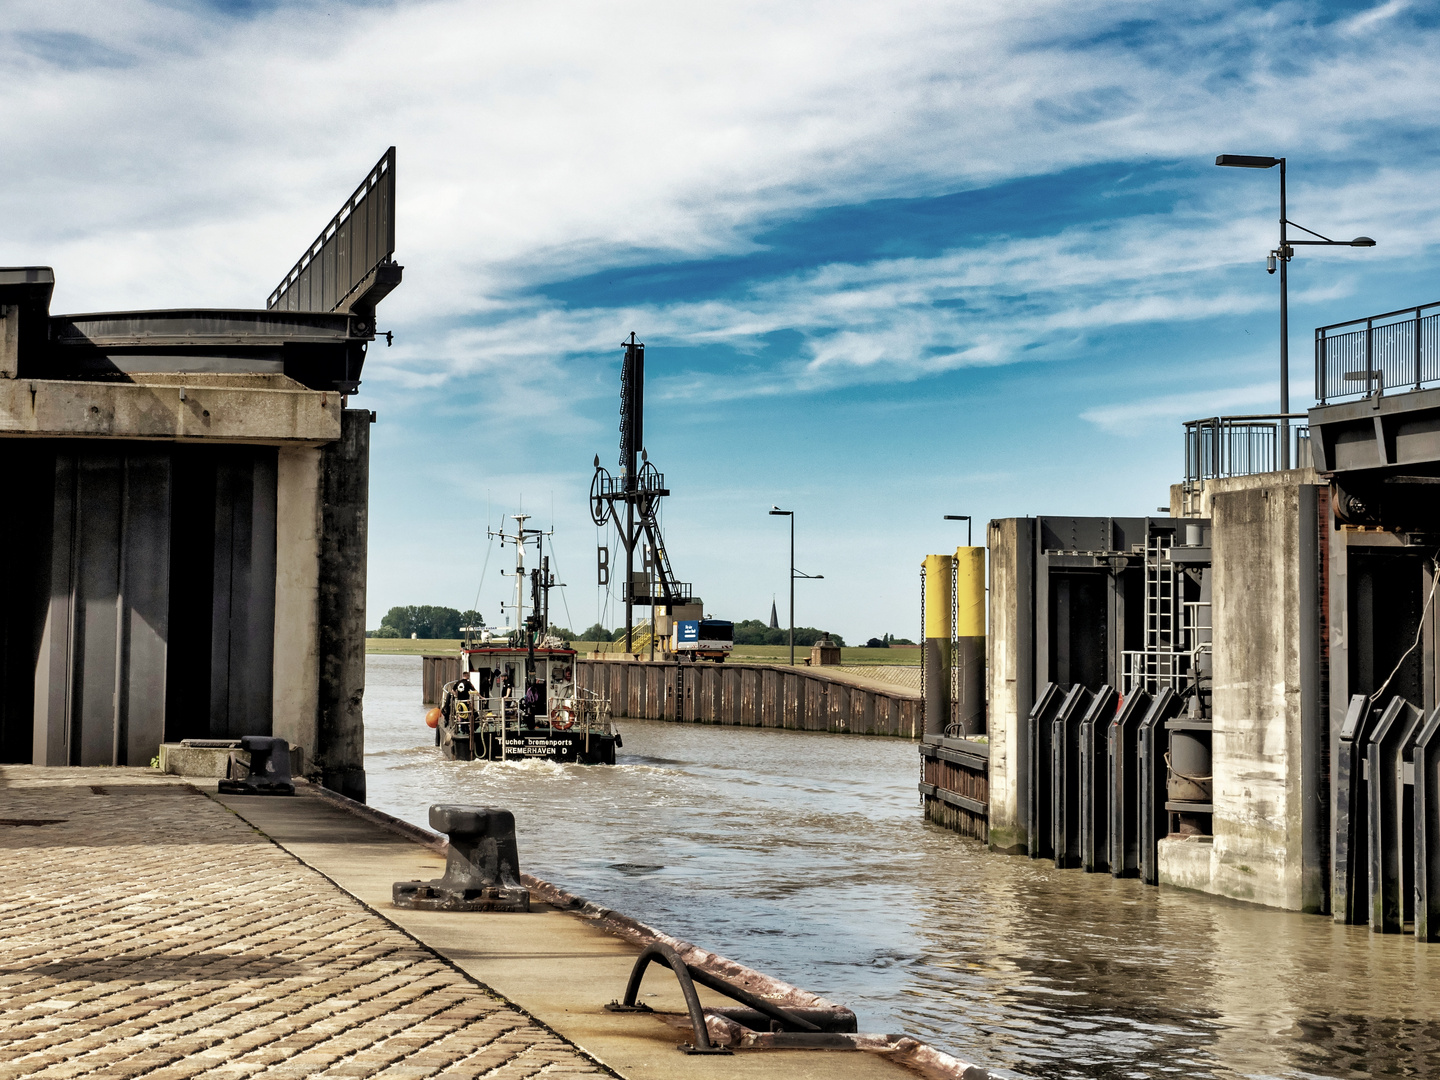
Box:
[919,564,926,726]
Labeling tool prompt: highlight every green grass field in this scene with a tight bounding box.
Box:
[365,637,920,666]
[366,637,465,655]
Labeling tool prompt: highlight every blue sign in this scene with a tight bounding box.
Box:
[677,620,700,642]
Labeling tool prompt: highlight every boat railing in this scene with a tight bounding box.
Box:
[444,679,616,736]
[565,686,615,735]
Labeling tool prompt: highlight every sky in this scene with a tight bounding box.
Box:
[4,0,1439,642]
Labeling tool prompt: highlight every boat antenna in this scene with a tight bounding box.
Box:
[547,545,576,640]
[467,532,496,647]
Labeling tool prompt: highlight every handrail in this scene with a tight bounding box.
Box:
[1317,299,1440,335]
[1181,414,1310,516]
[268,147,396,313]
[1316,300,1440,404]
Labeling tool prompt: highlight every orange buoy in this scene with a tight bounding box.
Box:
[425,707,442,729]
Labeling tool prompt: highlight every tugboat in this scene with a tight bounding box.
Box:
[430,514,621,764]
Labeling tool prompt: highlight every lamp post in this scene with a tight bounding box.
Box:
[1215,155,1375,469]
[769,507,823,666]
[944,514,972,546]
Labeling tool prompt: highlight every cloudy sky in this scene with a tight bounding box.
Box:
[4,0,1437,641]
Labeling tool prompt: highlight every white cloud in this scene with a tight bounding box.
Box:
[2,0,1438,326]
[1343,0,1410,35]
[6,0,1440,635]
[1079,381,1277,434]
[363,197,1402,409]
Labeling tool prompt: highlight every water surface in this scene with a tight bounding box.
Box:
[366,653,1439,1079]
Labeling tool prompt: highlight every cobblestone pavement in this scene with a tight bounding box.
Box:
[0,767,611,1080]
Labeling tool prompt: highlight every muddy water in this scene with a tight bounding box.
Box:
[365,654,1439,1079]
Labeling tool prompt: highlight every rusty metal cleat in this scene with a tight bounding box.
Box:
[392,805,530,912]
[218,736,295,796]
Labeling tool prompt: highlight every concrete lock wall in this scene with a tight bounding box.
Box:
[1,243,386,793]
[574,659,922,736]
[1159,471,1327,912]
[985,517,1034,854]
[0,383,372,799]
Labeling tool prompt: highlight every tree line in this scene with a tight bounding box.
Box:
[370,605,484,639]
[370,605,578,640]
[371,606,908,648]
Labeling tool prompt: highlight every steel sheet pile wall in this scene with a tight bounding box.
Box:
[421,656,462,705]
[575,660,922,736]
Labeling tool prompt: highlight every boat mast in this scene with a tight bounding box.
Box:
[512,512,528,639]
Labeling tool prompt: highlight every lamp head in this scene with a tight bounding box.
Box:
[1350,237,1376,247]
[769,506,791,516]
[1215,154,1280,169]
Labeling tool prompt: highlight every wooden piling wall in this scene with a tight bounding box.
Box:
[919,735,989,842]
[574,659,923,737]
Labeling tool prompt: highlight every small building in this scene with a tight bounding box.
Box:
[810,635,842,666]
[0,149,400,802]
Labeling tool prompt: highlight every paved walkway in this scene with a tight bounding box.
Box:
[0,767,608,1080]
[836,666,921,691]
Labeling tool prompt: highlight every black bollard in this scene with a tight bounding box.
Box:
[393,805,530,912]
[218,736,295,796]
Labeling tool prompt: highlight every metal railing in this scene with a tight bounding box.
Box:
[268,147,396,313]
[594,469,667,499]
[1182,415,1310,516]
[1316,301,1440,404]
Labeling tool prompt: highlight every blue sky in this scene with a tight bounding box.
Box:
[4,0,1440,641]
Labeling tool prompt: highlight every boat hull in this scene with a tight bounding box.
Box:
[439,722,619,765]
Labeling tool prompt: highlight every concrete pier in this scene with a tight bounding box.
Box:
[0,765,981,1079]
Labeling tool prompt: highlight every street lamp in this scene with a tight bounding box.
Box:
[769,507,824,667]
[944,514,972,546]
[1215,154,1376,468]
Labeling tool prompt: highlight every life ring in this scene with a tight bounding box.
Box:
[550,705,576,730]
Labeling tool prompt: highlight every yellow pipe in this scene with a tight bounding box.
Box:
[954,546,985,637]
[922,554,953,737]
[923,554,953,639]
[952,545,986,736]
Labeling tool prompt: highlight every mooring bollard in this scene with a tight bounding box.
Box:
[392,805,530,912]
[217,736,295,796]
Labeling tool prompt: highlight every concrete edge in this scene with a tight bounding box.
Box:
[211,783,623,1080]
[295,779,989,1080]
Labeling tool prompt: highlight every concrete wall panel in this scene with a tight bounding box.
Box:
[272,446,322,759]
[0,377,341,444]
[210,450,277,738]
[1194,477,1323,911]
[73,452,123,766]
[30,445,173,766]
[120,451,172,766]
[986,517,1032,852]
[316,411,368,800]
